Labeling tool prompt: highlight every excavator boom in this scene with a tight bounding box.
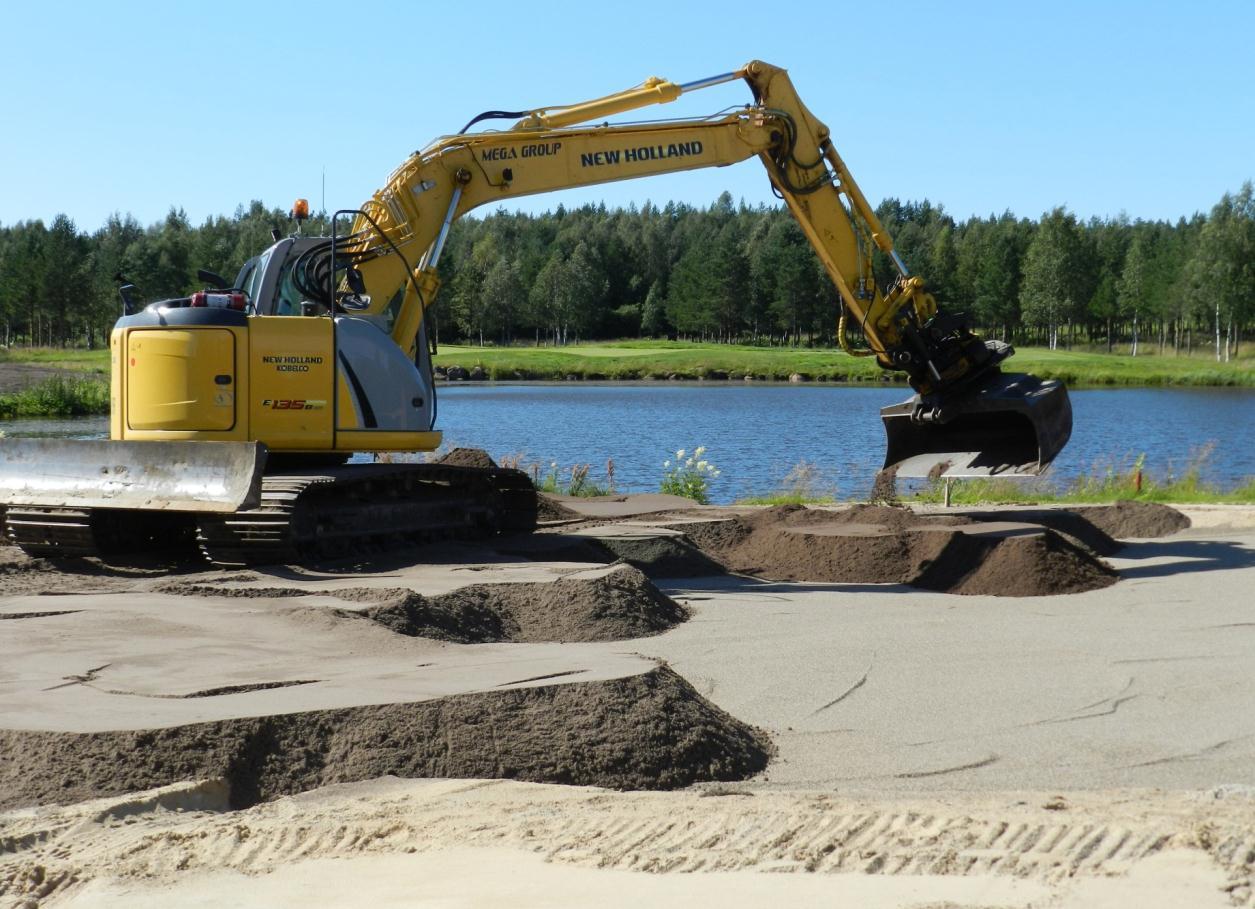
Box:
[340,60,1070,476]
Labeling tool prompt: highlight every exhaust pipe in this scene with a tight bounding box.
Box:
[881,372,1072,478]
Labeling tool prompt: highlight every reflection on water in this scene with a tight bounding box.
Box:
[0,415,109,439]
[4,385,1252,503]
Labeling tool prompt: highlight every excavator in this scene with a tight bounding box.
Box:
[0,60,1070,565]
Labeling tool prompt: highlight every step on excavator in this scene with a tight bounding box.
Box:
[0,60,1071,565]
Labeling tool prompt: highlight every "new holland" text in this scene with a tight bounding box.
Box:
[580,141,704,168]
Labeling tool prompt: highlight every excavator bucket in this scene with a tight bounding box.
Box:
[881,372,1072,478]
[0,440,266,512]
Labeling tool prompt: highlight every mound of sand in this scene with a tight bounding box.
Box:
[1071,501,1191,539]
[536,493,582,522]
[0,665,771,811]
[159,564,686,644]
[922,530,1120,596]
[676,505,1116,596]
[499,531,727,578]
[436,447,498,469]
[960,508,1120,556]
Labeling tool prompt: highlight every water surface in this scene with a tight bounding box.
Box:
[434,383,1255,501]
[6,385,1251,503]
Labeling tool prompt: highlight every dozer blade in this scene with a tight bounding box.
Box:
[0,440,266,512]
[881,372,1072,478]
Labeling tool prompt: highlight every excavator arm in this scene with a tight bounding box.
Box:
[329,60,1069,476]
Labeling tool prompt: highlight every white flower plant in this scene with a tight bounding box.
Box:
[660,446,720,504]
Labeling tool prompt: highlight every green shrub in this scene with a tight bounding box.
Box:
[0,376,110,419]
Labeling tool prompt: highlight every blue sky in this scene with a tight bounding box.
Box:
[3,0,1252,231]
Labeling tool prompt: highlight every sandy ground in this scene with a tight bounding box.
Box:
[6,778,1250,908]
[2,501,1254,907]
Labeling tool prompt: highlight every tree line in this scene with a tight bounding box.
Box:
[1,184,1251,358]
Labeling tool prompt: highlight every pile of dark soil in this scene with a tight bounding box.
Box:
[536,494,582,522]
[1070,501,1191,539]
[960,508,1120,556]
[674,505,1116,596]
[498,530,727,578]
[0,665,771,810]
[436,447,498,469]
[158,564,686,644]
[922,531,1119,596]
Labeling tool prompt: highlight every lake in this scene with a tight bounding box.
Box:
[5,384,1253,502]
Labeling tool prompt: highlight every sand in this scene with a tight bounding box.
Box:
[1073,500,1193,538]
[158,563,686,644]
[536,493,582,521]
[3,779,1250,908]
[435,447,498,470]
[0,666,769,812]
[672,504,1118,595]
[1,499,1249,908]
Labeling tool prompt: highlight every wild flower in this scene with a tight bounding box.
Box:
[660,445,719,504]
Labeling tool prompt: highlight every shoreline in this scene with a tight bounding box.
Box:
[5,374,1253,423]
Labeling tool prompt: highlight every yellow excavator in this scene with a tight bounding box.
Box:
[0,60,1070,564]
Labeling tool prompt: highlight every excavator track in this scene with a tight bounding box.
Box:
[4,507,99,558]
[195,463,537,566]
[3,465,536,567]
[4,506,197,559]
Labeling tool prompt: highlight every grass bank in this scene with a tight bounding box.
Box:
[4,342,1252,387]
[0,375,110,419]
[435,341,1255,387]
[909,477,1255,506]
[0,347,110,370]
[909,445,1255,506]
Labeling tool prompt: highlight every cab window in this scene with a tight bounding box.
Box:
[271,254,304,316]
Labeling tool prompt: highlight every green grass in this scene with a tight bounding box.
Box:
[909,449,1255,506]
[499,455,615,497]
[438,341,893,382]
[5,342,1251,387]
[735,459,839,506]
[0,347,110,371]
[435,342,1255,387]
[737,492,840,506]
[0,376,110,419]
[911,476,1255,506]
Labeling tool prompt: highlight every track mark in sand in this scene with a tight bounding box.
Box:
[1125,735,1254,769]
[810,657,874,716]
[0,610,81,620]
[1075,676,1135,712]
[894,754,999,779]
[1033,694,1140,726]
[497,669,588,687]
[178,680,321,698]
[41,663,111,691]
[95,680,322,699]
[20,782,1255,903]
[1024,679,1140,727]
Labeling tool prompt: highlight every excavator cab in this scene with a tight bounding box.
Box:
[880,371,1072,478]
